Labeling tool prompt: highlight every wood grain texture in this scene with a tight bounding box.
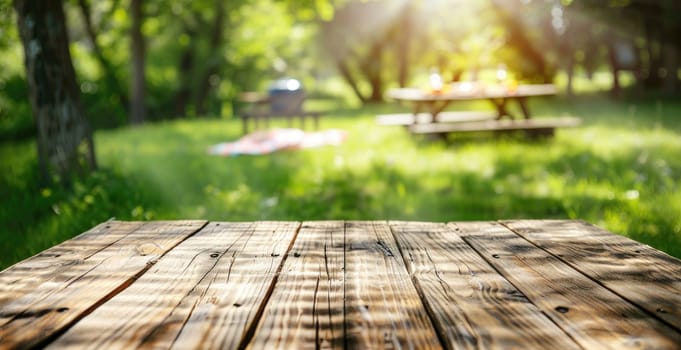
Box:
[502,219,681,332]
[48,221,299,350]
[247,221,345,349]
[3,219,681,349]
[453,221,681,349]
[344,221,441,349]
[0,220,205,350]
[391,221,579,350]
[0,221,144,306]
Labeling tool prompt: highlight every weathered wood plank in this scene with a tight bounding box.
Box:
[47,221,299,349]
[0,220,205,350]
[0,221,144,307]
[386,84,557,102]
[376,111,496,126]
[344,221,441,349]
[454,221,681,349]
[170,221,300,349]
[247,221,345,349]
[391,221,579,350]
[408,117,581,134]
[46,221,245,349]
[502,219,681,332]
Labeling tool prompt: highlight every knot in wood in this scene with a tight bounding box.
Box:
[555,306,569,314]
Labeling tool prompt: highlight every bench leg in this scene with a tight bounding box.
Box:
[517,97,531,120]
[490,98,516,120]
[242,116,249,134]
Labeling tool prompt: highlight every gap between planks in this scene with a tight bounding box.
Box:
[236,222,303,350]
[453,221,681,349]
[0,220,209,350]
[499,219,681,334]
[388,221,581,350]
[46,222,301,350]
[6,220,680,349]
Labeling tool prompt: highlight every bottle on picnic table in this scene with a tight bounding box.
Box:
[429,68,443,93]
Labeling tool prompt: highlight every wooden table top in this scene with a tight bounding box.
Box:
[387,83,557,102]
[1,220,680,349]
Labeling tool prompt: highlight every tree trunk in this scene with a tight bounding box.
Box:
[643,20,662,88]
[367,54,383,102]
[662,43,679,93]
[15,0,97,184]
[174,41,196,117]
[396,7,411,88]
[336,60,367,104]
[565,54,575,98]
[196,0,226,116]
[360,40,384,103]
[491,0,549,82]
[129,0,146,124]
[582,39,599,80]
[607,43,621,97]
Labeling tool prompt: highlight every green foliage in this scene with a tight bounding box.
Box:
[0,8,33,140]
[0,0,16,48]
[2,94,681,269]
[3,0,677,133]
[0,74,33,140]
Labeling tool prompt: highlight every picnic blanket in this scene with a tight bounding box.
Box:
[208,128,347,156]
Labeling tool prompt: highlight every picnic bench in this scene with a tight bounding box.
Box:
[409,116,582,137]
[239,90,321,135]
[382,83,581,138]
[1,219,680,349]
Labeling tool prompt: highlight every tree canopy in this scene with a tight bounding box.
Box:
[1,0,679,143]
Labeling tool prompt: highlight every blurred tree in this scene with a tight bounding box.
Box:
[129,0,146,124]
[319,1,410,103]
[14,0,96,183]
[422,2,493,83]
[534,1,598,96]
[195,0,226,115]
[172,19,197,117]
[218,0,323,115]
[76,0,128,112]
[164,0,244,117]
[395,4,412,88]
[0,0,14,50]
[490,0,552,83]
[0,0,34,140]
[572,0,681,93]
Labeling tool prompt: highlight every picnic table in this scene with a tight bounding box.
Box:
[381,83,581,137]
[1,220,680,349]
[238,90,321,135]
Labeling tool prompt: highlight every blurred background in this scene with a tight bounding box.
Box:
[1,0,680,268]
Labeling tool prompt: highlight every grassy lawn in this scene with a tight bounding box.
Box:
[1,93,680,268]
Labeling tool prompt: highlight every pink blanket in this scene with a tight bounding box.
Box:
[208,128,347,156]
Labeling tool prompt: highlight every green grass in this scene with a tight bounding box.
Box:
[2,93,681,269]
